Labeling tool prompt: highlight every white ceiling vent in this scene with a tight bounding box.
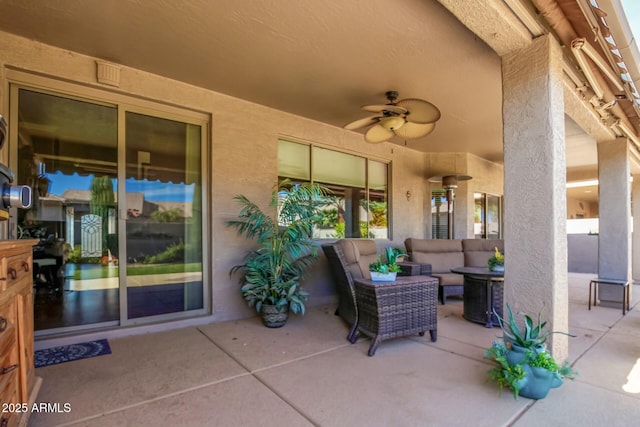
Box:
[96,60,121,87]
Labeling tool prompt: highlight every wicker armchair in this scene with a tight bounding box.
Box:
[321,241,359,342]
[322,239,438,355]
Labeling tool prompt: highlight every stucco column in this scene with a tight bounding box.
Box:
[633,174,640,282]
[502,35,569,360]
[597,138,631,305]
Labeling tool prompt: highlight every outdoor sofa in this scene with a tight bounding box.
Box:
[404,238,504,304]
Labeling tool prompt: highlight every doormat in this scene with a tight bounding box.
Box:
[35,339,111,368]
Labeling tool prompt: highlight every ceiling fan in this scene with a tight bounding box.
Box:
[343,90,441,143]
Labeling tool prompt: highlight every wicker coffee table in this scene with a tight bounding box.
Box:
[451,266,504,328]
[351,275,438,356]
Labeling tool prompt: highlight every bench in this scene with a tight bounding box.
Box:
[588,278,630,315]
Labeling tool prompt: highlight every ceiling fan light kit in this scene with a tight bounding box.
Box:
[379,116,405,130]
[344,90,441,143]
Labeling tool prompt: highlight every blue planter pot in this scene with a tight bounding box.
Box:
[519,365,554,399]
[505,343,546,366]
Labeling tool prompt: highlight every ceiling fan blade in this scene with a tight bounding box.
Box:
[396,98,441,124]
[361,104,408,115]
[393,121,436,139]
[365,124,394,143]
[344,116,380,130]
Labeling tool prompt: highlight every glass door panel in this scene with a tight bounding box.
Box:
[487,195,501,239]
[124,112,203,319]
[15,88,120,331]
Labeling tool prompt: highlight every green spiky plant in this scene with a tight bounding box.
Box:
[495,304,549,349]
[227,180,329,315]
[495,304,575,351]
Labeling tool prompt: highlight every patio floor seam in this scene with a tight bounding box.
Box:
[50,371,257,427]
[193,326,355,426]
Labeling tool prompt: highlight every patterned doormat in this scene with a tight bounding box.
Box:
[35,339,111,368]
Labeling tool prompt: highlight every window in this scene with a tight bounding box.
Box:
[431,189,448,239]
[474,193,502,239]
[278,140,389,239]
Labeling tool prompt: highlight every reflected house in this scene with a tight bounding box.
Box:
[59,189,192,261]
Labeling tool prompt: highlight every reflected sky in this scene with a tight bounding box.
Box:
[46,171,194,202]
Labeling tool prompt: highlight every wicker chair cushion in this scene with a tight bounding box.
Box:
[411,252,464,274]
[462,239,504,267]
[461,239,504,252]
[339,239,378,280]
[405,238,462,253]
[464,252,494,267]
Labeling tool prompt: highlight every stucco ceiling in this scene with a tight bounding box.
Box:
[0,0,599,179]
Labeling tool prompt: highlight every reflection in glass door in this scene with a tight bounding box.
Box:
[15,88,120,331]
[12,85,206,333]
[124,112,203,319]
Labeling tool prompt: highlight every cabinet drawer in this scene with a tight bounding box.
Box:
[0,254,32,291]
[0,322,16,359]
[0,346,19,385]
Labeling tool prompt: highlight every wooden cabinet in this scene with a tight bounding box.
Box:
[0,240,41,427]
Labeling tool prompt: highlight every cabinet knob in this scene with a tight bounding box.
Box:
[0,364,18,375]
[7,267,16,280]
[21,261,29,272]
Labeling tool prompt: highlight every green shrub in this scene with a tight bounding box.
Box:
[151,208,184,223]
[143,241,185,264]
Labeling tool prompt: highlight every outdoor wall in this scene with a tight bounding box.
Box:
[567,234,598,273]
[0,30,439,325]
[567,196,597,219]
[424,152,504,238]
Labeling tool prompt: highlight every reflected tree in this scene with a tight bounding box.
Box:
[90,175,115,255]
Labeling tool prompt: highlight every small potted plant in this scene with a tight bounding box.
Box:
[495,304,548,365]
[488,246,504,272]
[484,341,528,399]
[518,348,577,399]
[385,247,407,264]
[486,305,578,399]
[369,256,402,282]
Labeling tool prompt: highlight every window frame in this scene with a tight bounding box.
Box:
[7,69,211,333]
[474,192,502,239]
[277,139,391,240]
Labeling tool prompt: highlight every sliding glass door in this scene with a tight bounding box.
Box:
[11,84,207,334]
[124,111,203,319]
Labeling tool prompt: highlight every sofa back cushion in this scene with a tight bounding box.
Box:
[462,239,504,267]
[339,239,378,280]
[404,238,463,274]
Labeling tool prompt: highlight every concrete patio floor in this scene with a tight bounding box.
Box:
[29,273,640,426]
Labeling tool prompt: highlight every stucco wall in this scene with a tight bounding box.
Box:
[567,196,597,219]
[1,30,488,324]
[424,152,504,238]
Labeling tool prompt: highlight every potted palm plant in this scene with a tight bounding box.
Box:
[227,180,329,328]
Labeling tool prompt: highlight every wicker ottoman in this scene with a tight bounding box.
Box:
[352,276,438,356]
